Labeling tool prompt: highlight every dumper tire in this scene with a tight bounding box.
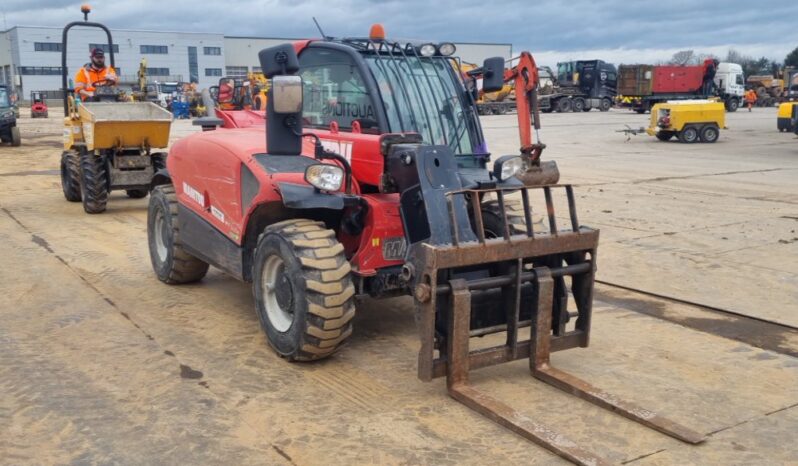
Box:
[60,150,82,202]
[699,124,719,143]
[79,150,109,214]
[253,219,355,362]
[148,184,209,284]
[677,125,699,144]
[10,126,21,146]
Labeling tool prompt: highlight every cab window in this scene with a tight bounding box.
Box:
[298,48,376,130]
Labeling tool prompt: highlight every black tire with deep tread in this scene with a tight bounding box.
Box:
[479,198,529,237]
[79,150,109,213]
[253,219,355,361]
[148,185,209,284]
[60,151,82,202]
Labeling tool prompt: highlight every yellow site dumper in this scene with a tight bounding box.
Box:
[646,100,725,143]
[59,5,172,214]
[777,102,798,132]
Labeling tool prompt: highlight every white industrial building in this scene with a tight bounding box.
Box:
[0,25,511,100]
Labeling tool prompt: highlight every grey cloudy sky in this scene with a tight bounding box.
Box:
[2,0,796,66]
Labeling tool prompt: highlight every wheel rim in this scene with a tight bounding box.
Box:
[154,208,169,262]
[684,129,697,142]
[262,254,294,332]
[705,128,717,141]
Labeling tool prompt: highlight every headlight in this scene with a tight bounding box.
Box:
[438,43,456,56]
[1,111,12,119]
[305,164,344,191]
[493,155,524,182]
[418,43,437,57]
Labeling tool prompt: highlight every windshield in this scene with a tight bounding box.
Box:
[160,83,178,94]
[0,88,9,108]
[365,55,479,155]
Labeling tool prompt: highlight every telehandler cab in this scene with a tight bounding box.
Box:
[148,27,704,464]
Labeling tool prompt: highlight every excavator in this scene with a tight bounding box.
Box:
[149,26,704,465]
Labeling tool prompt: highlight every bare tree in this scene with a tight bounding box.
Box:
[669,50,694,65]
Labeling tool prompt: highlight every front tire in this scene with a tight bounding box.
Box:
[600,98,612,112]
[148,185,209,284]
[79,150,109,213]
[253,219,355,361]
[725,98,739,112]
[60,151,82,202]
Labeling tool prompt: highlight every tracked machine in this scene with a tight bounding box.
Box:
[148,26,704,464]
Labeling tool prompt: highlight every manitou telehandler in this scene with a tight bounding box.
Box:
[147,26,704,464]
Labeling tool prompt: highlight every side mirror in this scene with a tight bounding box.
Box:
[482,56,505,93]
[259,44,300,78]
[271,75,303,114]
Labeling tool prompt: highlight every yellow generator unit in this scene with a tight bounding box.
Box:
[777,102,798,132]
[646,100,725,143]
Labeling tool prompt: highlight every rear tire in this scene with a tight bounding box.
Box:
[61,151,82,202]
[677,126,699,144]
[572,98,585,112]
[10,126,21,146]
[148,184,209,284]
[556,98,572,113]
[699,124,719,143]
[253,219,355,361]
[79,150,109,213]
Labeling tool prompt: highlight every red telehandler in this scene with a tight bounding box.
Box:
[147,27,704,464]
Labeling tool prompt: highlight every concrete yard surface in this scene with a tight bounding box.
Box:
[1,107,797,465]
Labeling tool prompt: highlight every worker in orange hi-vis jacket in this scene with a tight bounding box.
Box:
[74,47,118,100]
[744,88,757,112]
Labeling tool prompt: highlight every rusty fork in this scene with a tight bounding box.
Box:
[431,185,704,465]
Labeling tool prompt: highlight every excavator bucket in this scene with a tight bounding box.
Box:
[399,146,704,465]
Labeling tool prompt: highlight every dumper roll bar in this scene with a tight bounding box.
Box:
[61,17,116,116]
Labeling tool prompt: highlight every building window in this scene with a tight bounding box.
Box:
[34,42,62,52]
[141,45,168,54]
[203,47,221,56]
[19,66,63,75]
[89,43,119,54]
[146,67,170,76]
[225,66,248,77]
[188,46,199,83]
[205,68,222,77]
